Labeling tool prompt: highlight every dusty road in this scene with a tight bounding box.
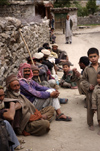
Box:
[19,26,100,151]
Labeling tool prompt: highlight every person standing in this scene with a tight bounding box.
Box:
[50,16,54,28]
[65,14,73,44]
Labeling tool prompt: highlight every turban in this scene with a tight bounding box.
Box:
[41,49,51,56]
[17,63,33,80]
[6,74,19,87]
[33,52,44,59]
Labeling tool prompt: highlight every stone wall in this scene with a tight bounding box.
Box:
[0,17,50,87]
[0,2,35,19]
[78,15,100,25]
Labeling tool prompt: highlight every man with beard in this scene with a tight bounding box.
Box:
[5,75,54,136]
[17,63,72,122]
[0,86,23,150]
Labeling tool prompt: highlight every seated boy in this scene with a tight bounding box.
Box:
[81,47,100,131]
[92,71,100,135]
[50,28,56,44]
[59,62,77,89]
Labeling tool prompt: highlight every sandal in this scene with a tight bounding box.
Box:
[15,145,24,150]
[56,113,72,122]
[59,98,68,104]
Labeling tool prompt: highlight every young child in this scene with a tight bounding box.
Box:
[92,71,100,135]
[50,28,56,44]
[81,47,100,131]
[59,62,77,89]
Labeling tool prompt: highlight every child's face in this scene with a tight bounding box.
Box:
[97,74,100,85]
[88,53,99,65]
[33,70,39,77]
[63,65,70,72]
[51,29,54,32]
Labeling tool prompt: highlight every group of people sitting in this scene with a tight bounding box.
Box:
[1,43,100,150]
[0,42,73,151]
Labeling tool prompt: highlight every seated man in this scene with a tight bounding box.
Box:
[71,56,90,108]
[52,43,73,68]
[52,43,68,61]
[71,56,90,94]
[4,77,54,136]
[17,63,72,122]
[0,86,23,151]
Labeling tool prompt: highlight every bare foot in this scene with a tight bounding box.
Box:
[89,126,94,131]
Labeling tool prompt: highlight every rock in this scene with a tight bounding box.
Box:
[0,33,10,39]
[0,16,49,87]
[5,17,21,28]
[0,67,5,76]
[0,42,4,47]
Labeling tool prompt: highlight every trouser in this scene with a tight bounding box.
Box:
[4,120,19,151]
[59,81,71,88]
[40,106,54,121]
[66,36,72,43]
[80,82,94,126]
[33,89,60,111]
[77,80,85,95]
[25,120,50,136]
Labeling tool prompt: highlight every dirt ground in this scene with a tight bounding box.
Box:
[19,26,100,151]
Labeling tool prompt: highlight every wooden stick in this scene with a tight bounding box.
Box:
[19,29,41,83]
[19,29,34,65]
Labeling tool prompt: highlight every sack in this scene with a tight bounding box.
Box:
[29,109,42,122]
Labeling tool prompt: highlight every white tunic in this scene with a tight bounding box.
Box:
[65,19,72,37]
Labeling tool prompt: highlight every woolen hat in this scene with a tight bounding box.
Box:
[6,74,19,87]
[33,52,44,59]
[31,65,39,71]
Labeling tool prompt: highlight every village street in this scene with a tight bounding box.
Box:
[19,26,100,151]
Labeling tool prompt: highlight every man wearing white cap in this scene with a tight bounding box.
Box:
[41,49,54,71]
[33,52,54,82]
[52,43,68,61]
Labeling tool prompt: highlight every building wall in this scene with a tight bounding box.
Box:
[0,3,35,19]
[53,10,77,30]
[0,17,50,87]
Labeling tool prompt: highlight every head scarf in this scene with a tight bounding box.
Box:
[6,74,19,88]
[17,63,33,80]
